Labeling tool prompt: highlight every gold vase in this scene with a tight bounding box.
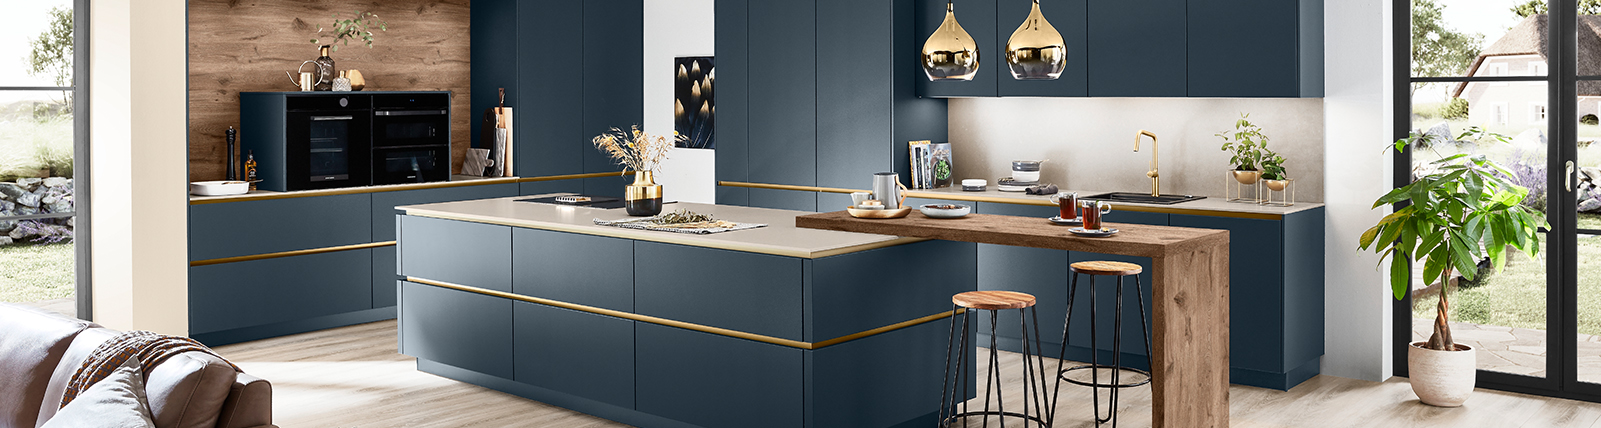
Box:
[1232,170,1262,185]
[1006,0,1067,80]
[922,1,980,81]
[346,69,366,91]
[625,171,664,216]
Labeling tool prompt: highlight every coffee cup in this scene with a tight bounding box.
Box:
[1080,200,1112,230]
[851,191,872,206]
[1051,192,1078,219]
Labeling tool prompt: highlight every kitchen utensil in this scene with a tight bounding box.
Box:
[1051,192,1078,219]
[848,206,912,219]
[919,204,972,219]
[225,126,237,180]
[1079,200,1112,230]
[962,179,986,191]
[1047,216,1082,225]
[286,61,324,91]
[1012,170,1040,182]
[851,191,872,206]
[872,172,908,209]
[189,180,250,196]
[1068,227,1118,237]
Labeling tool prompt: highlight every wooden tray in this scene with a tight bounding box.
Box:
[846,206,912,219]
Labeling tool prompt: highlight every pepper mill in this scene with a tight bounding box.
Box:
[225,126,237,180]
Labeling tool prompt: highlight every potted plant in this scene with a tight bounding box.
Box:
[1260,149,1289,191]
[1217,113,1269,184]
[306,11,388,91]
[593,126,683,216]
[1358,127,1546,407]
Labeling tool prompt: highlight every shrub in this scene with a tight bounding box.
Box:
[1500,145,1548,213]
[1441,97,1470,120]
[1584,114,1599,126]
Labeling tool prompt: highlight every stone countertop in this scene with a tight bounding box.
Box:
[188,175,519,204]
[398,195,921,259]
[904,186,1324,219]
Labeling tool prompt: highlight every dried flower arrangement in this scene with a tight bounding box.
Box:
[592,126,682,173]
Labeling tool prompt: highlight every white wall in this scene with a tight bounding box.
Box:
[643,0,716,204]
[948,98,1325,202]
[1321,0,1395,381]
[90,0,190,334]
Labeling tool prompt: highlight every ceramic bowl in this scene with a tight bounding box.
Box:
[189,180,249,196]
[1011,170,1040,182]
[919,204,972,219]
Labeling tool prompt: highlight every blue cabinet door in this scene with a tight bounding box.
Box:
[995,0,1088,97]
[398,216,512,292]
[470,0,517,147]
[582,0,643,175]
[190,248,374,335]
[1187,0,1318,97]
[1169,213,1286,385]
[512,228,634,312]
[1087,0,1186,97]
[400,281,514,379]
[513,302,634,409]
[716,0,751,206]
[972,202,1070,356]
[817,0,893,190]
[636,323,803,428]
[371,183,520,241]
[748,0,817,188]
[189,193,372,261]
[373,246,399,308]
[749,188,819,212]
[635,242,805,341]
[515,0,584,178]
[914,0,999,97]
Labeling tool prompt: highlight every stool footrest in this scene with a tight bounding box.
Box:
[1058,364,1152,389]
[940,411,1050,427]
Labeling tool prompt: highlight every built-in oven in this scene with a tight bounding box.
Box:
[284,95,371,190]
[373,146,449,184]
[371,94,451,185]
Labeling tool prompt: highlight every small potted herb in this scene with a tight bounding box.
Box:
[1217,113,1268,184]
[1260,149,1289,191]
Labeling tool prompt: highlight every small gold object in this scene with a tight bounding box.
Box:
[1006,0,1067,80]
[1134,130,1159,197]
[922,1,981,81]
[848,206,913,219]
[346,69,365,91]
[1232,170,1262,185]
[1259,178,1295,206]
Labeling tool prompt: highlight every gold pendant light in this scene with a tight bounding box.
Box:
[1006,0,1067,80]
[922,1,980,81]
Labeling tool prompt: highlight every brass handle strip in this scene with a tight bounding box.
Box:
[190,241,396,267]
[519,171,633,183]
[406,276,962,350]
[716,181,1286,220]
[190,177,524,205]
[717,181,866,194]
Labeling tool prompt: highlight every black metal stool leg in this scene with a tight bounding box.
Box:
[961,310,972,427]
[1135,275,1154,375]
[1110,276,1126,428]
[986,310,1002,428]
[1088,274,1107,425]
[941,304,959,425]
[1051,271,1080,425]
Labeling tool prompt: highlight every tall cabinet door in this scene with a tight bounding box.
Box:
[1187,0,1306,97]
[995,0,1088,97]
[515,0,584,178]
[715,0,751,206]
[1087,0,1186,97]
[582,0,644,197]
[747,1,817,190]
[817,0,893,190]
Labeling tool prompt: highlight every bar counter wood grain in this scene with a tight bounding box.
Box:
[795,211,1230,428]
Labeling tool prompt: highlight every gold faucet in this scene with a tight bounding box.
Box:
[1134,130,1159,197]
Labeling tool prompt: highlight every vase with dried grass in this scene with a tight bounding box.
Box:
[593,126,682,216]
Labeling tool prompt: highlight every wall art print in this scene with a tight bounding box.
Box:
[674,56,714,149]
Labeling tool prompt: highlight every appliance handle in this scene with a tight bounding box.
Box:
[311,115,355,121]
[375,110,448,116]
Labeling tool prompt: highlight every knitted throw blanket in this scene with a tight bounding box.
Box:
[60,331,240,408]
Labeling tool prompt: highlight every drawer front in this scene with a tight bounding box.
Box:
[189,248,373,334]
[635,242,804,341]
[373,246,398,308]
[399,281,514,379]
[398,215,512,292]
[636,323,803,428]
[512,228,634,312]
[807,240,976,342]
[189,193,372,261]
[513,302,634,408]
[372,183,519,241]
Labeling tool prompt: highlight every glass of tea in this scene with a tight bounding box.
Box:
[1051,192,1078,219]
[1079,200,1112,230]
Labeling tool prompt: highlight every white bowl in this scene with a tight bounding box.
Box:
[1011,170,1040,182]
[190,180,249,196]
[919,203,972,219]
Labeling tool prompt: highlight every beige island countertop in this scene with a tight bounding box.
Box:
[398,195,922,259]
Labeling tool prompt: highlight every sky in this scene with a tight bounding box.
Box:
[1416,0,1533,102]
[0,0,71,106]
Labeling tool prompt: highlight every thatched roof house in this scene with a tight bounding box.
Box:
[1452,14,1601,98]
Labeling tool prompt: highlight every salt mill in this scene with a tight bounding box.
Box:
[226,126,237,180]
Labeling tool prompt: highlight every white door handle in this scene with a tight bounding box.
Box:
[1568,160,1577,192]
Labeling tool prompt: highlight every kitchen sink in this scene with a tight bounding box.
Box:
[1084,192,1206,205]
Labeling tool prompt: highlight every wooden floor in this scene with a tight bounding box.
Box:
[214,320,1601,427]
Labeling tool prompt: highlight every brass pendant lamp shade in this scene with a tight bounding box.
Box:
[1005,0,1067,80]
[921,1,981,81]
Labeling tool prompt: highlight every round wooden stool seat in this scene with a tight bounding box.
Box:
[1070,261,1143,276]
[952,290,1037,310]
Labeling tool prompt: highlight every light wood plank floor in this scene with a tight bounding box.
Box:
[214,320,1601,427]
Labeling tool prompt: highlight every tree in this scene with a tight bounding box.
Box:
[26,6,72,108]
[1412,0,1482,95]
[1512,0,1601,17]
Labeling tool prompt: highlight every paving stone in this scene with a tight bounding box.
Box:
[1509,345,1546,356]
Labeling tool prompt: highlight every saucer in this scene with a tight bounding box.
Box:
[1047,216,1082,225]
[1068,227,1118,237]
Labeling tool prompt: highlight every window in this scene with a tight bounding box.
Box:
[1531,102,1547,123]
[1494,102,1509,125]
[1490,62,1509,86]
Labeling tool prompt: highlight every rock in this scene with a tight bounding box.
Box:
[0,200,12,212]
[15,206,37,216]
[15,177,41,190]
[0,183,25,199]
[42,177,67,188]
[0,219,14,234]
[0,236,11,246]
[1585,167,1601,183]
[9,227,25,240]
[15,193,40,208]
[46,200,71,214]
[41,195,56,205]
[1421,122,1452,147]
[67,217,74,229]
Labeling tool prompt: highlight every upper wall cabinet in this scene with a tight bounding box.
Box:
[915,0,1323,98]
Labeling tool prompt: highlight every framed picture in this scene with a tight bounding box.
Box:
[675,56,714,149]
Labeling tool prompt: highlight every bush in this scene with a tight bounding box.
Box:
[1441,97,1470,120]
[1584,114,1599,126]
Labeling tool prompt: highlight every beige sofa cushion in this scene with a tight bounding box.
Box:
[0,303,94,428]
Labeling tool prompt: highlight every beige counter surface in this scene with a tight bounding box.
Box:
[905,186,1323,219]
[398,195,921,259]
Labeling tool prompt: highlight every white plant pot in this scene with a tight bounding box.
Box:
[1408,342,1476,407]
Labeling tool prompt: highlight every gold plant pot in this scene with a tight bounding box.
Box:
[1264,179,1288,191]
[625,171,664,216]
[1232,170,1262,185]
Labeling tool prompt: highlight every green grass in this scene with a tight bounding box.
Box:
[1412,216,1601,336]
[0,241,73,303]
[0,114,73,181]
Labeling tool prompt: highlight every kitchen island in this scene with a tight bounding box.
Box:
[394,195,976,428]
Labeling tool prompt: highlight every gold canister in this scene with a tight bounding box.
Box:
[625,171,664,216]
[347,69,366,91]
[1005,0,1067,80]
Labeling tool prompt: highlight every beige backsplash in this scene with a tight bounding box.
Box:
[949,97,1325,202]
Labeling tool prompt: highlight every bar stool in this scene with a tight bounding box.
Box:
[940,291,1051,427]
[1052,261,1153,428]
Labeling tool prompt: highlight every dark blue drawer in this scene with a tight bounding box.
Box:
[189,248,373,334]
[806,240,976,342]
[372,183,519,241]
[373,246,398,308]
[189,193,372,261]
[512,228,634,312]
[400,281,514,379]
[514,302,634,409]
[635,242,804,341]
[636,323,802,428]
[398,216,512,292]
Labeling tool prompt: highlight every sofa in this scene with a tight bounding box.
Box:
[0,303,273,428]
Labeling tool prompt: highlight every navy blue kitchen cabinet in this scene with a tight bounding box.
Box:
[371,183,518,307]
[400,281,514,379]
[514,302,635,409]
[512,228,634,312]
[398,215,512,292]
[636,242,805,341]
[470,0,518,148]
[636,324,805,428]
[189,193,371,261]
[189,249,374,343]
[1088,0,1187,97]
[995,0,1089,97]
[1187,0,1324,97]
[582,0,644,198]
[914,0,999,97]
[747,0,817,195]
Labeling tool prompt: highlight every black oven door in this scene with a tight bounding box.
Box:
[373,109,449,148]
[373,146,450,185]
[285,110,371,190]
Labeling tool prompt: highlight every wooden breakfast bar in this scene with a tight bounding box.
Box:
[795,210,1231,428]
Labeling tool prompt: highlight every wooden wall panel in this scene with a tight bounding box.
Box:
[188,0,471,182]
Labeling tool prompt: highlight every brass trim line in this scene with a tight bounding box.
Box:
[190,177,523,205]
[406,276,962,350]
[518,171,633,183]
[191,241,396,267]
[714,181,1285,220]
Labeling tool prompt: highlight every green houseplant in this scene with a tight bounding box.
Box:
[310,11,389,53]
[1358,127,1546,407]
[1217,113,1269,184]
[1260,149,1289,191]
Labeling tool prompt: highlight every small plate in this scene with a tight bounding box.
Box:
[1068,227,1119,237]
[1047,216,1081,225]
